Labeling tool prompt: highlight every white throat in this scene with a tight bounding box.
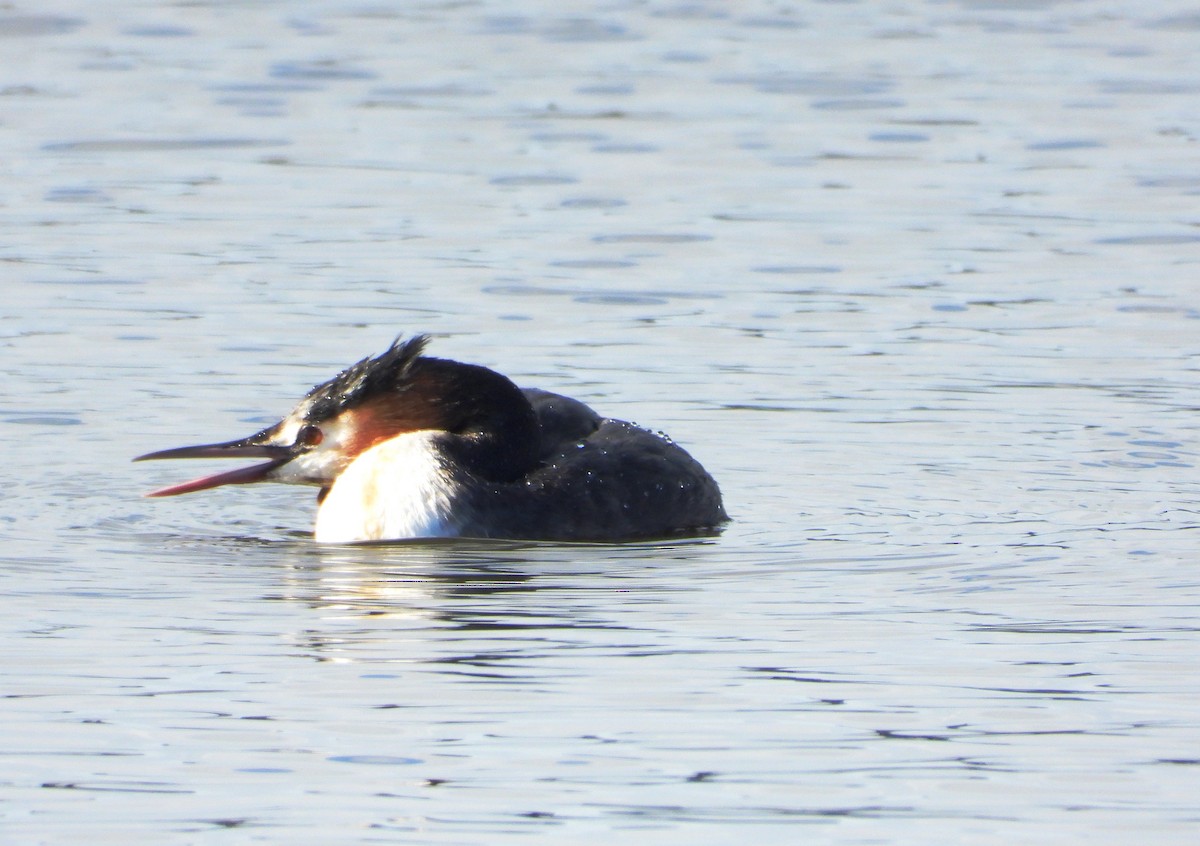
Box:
[314,431,460,543]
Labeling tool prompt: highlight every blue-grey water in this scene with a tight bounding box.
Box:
[3,1,1199,843]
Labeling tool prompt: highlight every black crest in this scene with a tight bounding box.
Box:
[300,335,429,422]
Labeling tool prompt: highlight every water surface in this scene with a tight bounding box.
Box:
[2,1,1198,843]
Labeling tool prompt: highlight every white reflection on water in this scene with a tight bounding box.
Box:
[3,0,1200,842]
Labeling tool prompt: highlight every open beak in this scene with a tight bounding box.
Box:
[134,432,296,497]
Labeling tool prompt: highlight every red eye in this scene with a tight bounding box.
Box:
[297,424,323,447]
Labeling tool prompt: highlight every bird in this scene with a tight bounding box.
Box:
[135,335,728,543]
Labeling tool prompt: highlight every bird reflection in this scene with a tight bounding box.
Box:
[267,538,710,669]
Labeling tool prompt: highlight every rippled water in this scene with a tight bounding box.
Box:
[3,1,1199,843]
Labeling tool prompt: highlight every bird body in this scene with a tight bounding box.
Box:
[137,336,727,543]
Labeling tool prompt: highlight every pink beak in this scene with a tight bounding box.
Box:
[134,436,294,497]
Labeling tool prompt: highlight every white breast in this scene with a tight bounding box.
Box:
[313,431,460,543]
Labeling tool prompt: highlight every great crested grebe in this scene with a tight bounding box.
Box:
[135,336,727,543]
